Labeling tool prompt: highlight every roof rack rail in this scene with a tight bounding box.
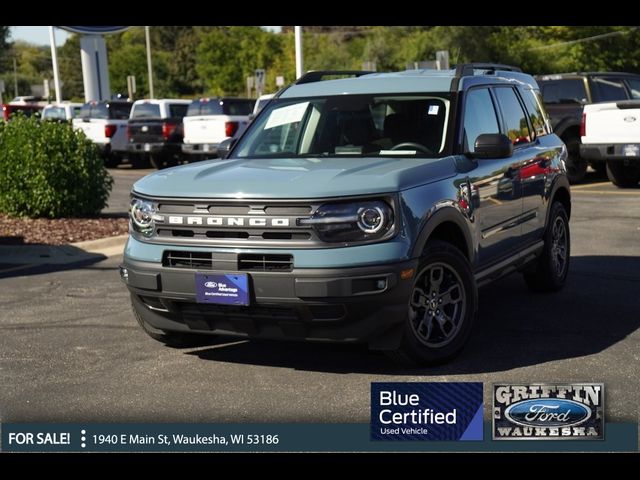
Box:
[454,63,522,78]
[295,70,376,85]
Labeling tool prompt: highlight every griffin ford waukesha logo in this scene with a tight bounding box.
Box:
[493,384,604,440]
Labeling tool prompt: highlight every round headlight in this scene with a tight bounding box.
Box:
[357,206,385,233]
[130,198,156,236]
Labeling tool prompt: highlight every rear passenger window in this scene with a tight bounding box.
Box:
[494,87,531,146]
[591,77,628,102]
[222,100,254,116]
[463,88,499,153]
[520,89,549,137]
[169,104,189,118]
[540,79,587,104]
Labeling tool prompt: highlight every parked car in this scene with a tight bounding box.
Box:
[182,97,255,160]
[41,102,82,122]
[580,100,640,187]
[2,103,43,121]
[127,99,191,169]
[121,65,570,365]
[536,72,640,182]
[72,100,132,167]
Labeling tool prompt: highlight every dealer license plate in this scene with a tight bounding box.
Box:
[195,273,250,305]
[144,143,151,152]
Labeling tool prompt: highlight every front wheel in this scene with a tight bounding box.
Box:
[523,201,570,292]
[387,240,478,365]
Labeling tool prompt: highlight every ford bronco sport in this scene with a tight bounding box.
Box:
[121,64,571,365]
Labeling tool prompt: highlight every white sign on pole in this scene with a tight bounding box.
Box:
[254,69,266,93]
[275,76,285,88]
[43,79,51,99]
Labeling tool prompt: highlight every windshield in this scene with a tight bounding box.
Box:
[232,93,450,159]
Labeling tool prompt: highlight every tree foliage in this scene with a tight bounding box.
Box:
[6,26,640,101]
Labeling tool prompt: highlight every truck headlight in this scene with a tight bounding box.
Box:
[130,198,157,237]
[299,200,395,243]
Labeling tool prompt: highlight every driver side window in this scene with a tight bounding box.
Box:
[463,88,499,153]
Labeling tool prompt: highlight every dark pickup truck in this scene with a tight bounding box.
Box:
[536,72,640,183]
[127,99,191,169]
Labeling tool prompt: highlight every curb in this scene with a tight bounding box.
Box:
[71,234,129,257]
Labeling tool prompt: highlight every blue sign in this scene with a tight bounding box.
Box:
[57,26,130,35]
[195,273,250,306]
[370,382,483,441]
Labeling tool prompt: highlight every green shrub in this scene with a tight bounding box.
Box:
[0,115,113,218]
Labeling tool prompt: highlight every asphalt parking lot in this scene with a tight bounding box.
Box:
[0,168,638,423]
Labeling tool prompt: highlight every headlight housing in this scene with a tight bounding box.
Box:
[129,197,157,237]
[300,200,395,243]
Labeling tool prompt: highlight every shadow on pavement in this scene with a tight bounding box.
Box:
[0,242,107,280]
[187,255,640,374]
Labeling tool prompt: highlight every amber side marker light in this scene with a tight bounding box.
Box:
[400,268,415,280]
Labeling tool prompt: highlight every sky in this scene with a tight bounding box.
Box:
[10,26,282,46]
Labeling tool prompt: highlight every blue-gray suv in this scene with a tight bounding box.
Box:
[121,64,571,365]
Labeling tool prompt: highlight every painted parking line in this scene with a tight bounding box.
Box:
[572,189,640,195]
[570,182,614,190]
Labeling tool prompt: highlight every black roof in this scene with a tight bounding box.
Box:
[536,72,640,79]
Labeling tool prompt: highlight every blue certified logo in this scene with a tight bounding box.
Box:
[504,398,591,428]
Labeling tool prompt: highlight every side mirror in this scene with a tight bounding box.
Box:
[470,133,513,159]
[217,137,237,159]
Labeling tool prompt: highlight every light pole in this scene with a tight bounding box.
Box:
[49,26,62,103]
[145,26,154,99]
[294,26,303,79]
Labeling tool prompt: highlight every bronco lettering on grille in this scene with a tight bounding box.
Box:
[163,216,291,227]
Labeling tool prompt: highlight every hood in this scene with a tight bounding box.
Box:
[133,156,456,199]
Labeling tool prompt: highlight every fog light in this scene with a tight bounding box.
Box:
[120,267,129,282]
[376,279,387,290]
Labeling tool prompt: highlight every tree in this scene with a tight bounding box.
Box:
[57,34,84,101]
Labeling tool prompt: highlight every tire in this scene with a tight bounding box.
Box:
[104,154,120,168]
[131,300,215,348]
[606,161,640,188]
[523,202,570,293]
[129,154,150,169]
[563,137,587,184]
[386,240,478,366]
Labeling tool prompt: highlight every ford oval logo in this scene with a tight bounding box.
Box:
[624,116,636,123]
[204,281,218,288]
[504,399,591,427]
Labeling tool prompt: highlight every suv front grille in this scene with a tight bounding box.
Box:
[163,250,294,272]
[238,254,293,271]
[151,200,317,246]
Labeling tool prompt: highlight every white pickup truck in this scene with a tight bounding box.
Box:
[72,100,133,167]
[581,100,640,187]
[182,97,255,160]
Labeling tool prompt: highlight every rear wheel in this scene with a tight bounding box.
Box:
[387,240,477,365]
[606,161,640,188]
[523,201,570,292]
[131,299,215,348]
[563,136,587,184]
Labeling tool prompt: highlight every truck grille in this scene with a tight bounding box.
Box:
[149,200,318,247]
[163,250,294,272]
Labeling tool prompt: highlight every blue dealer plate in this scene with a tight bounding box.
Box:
[195,273,250,306]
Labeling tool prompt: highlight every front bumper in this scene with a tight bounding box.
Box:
[580,143,640,162]
[121,257,418,350]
